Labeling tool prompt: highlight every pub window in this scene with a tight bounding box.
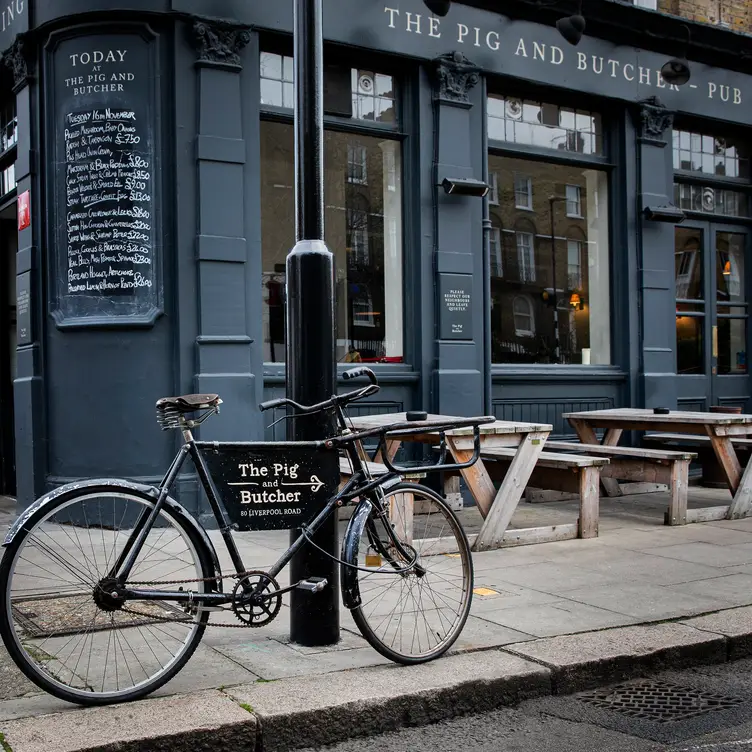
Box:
[566,184,582,217]
[0,99,17,200]
[673,128,751,218]
[488,93,611,366]
[260,52,403,364]
[516,232,536,282]
[514,174,532,209]
[488,94,603,156]
[513,295,535,337]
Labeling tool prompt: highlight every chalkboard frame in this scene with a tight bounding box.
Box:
[44,22,164,329]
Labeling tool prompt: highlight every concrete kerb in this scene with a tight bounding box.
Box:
[3,608,752,752]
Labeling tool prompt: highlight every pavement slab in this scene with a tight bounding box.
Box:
[0,690,257,752]
[225,650,550,752]
[683,606,752,660]
[503,622,727,693]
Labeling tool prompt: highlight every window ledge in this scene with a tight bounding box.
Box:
[491,364,627,383]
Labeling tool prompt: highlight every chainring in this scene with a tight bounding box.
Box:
[231,571,282,627]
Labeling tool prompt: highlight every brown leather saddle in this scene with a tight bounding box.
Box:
[155,394,221,413]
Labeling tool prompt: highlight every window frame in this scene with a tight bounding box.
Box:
[258,44,412,373]
[512,295,535,338]
[515,231,536,283]
[566,184,583,218]
[513,173,533,210]
[486,82,619,371]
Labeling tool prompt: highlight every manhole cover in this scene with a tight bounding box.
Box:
[579,679,743,723]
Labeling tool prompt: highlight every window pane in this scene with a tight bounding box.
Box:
[260,53,397,124]
[260,122,403,363]
[676,315,705,374]
[718,317,748,374]
[674,227,703,299]
[673,128,751,179]
[489,156,611,365]
[716,232,746,305]
[487,94,603,155]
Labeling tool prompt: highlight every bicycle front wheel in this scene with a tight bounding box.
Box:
[0,485,212,705]
[347,482,473,664]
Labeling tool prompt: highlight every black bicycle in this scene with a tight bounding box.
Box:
[0,366,493,705]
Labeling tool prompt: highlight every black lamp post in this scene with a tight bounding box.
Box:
[286,0,339,647]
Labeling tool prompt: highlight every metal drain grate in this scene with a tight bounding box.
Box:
[579,679,743,723]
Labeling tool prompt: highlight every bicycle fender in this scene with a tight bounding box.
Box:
[2,478,223,591]
[340,497,373,610]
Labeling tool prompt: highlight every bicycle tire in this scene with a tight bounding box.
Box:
[345,482,473,664]
[0,484,214,705]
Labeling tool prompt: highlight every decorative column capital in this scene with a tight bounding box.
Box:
[432,51,480,108]
[4,35,32,93]
[637,96,674,146]
[192,18,252,70]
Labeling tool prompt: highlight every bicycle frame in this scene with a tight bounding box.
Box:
[108,403,398,608]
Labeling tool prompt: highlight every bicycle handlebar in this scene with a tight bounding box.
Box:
[259,383,380,414]
[342,367,377,384]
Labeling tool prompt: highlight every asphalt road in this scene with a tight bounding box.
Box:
[301,658,752,752]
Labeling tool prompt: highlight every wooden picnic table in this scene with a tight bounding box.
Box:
[347,412,553,551]
[563,407,752,522]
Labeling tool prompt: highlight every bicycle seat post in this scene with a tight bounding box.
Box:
[180,416,194,444]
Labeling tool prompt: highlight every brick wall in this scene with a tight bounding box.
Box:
[658,0,751,32]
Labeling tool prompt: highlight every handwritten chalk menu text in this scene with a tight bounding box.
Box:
[48,29,161,326]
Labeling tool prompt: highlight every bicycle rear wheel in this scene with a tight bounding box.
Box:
[0,485,212,705]
[346,482,473,664]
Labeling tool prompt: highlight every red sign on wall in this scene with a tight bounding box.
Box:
[18,190,30,231]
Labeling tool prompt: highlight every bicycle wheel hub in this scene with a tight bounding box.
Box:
[92,577,125,612]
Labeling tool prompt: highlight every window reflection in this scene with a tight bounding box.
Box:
[260,122,403,363]
[488,95,603,155]
[488,155,611,365]
[674,227,705,374]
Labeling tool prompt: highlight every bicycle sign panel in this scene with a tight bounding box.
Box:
[197,442,341,531]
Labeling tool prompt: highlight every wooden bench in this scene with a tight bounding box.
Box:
[480,448,609,540]
[544,441,696,526]
[644,433,752,490]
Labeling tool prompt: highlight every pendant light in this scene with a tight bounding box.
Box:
[556,0,586,46]
[423,0,451,16]
[661,24,691,86]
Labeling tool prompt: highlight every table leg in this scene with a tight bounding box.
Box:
[389,490,414,545]
[706,427,742,494]
[569,418,598,444]
[473,431,548,551]
[599,428,624,498]
[570,419,621,497]
[578,466,600,539]
[603,429,623,447]
[446,436,496,518]
[727,455,752,520]
[373,439,401,465]
[667,459,689,526]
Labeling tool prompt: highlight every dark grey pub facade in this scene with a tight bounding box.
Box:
[1,0,751,512]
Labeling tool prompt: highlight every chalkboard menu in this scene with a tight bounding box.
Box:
[47,28,162,326]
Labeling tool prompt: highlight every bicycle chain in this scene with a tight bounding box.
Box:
[119,569,271,629]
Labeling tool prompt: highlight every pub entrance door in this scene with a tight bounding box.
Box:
[674,222,751,412]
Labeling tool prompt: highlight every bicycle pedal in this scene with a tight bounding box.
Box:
[297,577,328,593]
